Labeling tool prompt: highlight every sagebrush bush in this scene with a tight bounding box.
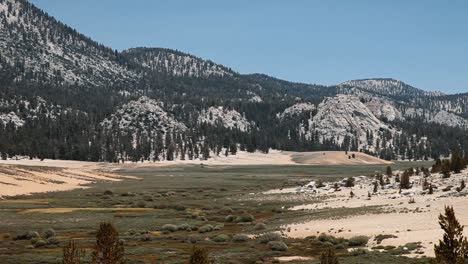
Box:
[198,225,213,233]
[348,236,369,247]
[43,228,56,238]
[27,231,40,240]
[187,235,202,244]
[235,214,255,223]
[254,223,266,230]
[161,224,178,233]
[213,225,224,231]
[213,234,230,242]
[177,223,190,231]
[318,233,345,245]
[34,239,47,248]
[267,241,288,251]
[232,234,249,242]
[103,190,114,195]
[221,207,233,213]
[47,237,60,245]
[258,233,282,244]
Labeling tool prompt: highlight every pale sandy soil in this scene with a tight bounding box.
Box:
[0,150,390,198]
[290,151,393,165]
[18,207,155,214]
[0,164,137,197]
[112,150,391,168]
[282,170,468,257]
[274,256,314,262]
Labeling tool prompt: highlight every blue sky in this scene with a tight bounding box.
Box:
[31,0,467,94]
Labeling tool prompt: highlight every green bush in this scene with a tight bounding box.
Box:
[30,238,40,245]
[26,231,40,240]
[177,223,191,231]
[198,225,214,233]
[47,237,60,245]
[213,225,224,231]
[233,234,249,242]
[374,234,397,244]
[143,195,153,201]
[267,241,288,251]
[235,214,255,223]
[254,223,267,230]
[187,235,202,244]
[43,228,56,239]
[318,233,344,245]
[161,224,178,233]
[225,215,235,222]
[350,249,368,256]
[348,236,369,247]
[213,234,230,242]
[258,233,282,244]
[34,239,47,248]
[221,207,233,213]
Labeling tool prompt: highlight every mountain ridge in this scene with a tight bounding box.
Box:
[0,0,467,163]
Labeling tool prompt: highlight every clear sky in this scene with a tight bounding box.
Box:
[30,0,467,94]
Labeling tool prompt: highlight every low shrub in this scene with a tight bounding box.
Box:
[46,237,60,245]
[136,201,146,208]
[198,225,213,233]
[161,224,178,233]
[348,236,369,247]
[177,223,191,231]
[213,234,230,242]
[43,228,56,239]
[267,241,288,251]
[225,215,235,222]
[143,195,153,201]
[34,239,47,248]
[350,248,367,256]
[187,235,202,244]
[318,233,344,245]
[221,207,233,213]
[374,234,397,244]
[232,234,249,242]
[235,214,255,223]
[213,225,224,231]
[140,234,152,241]
[27,231,40,240]
[258,233,282,244]
[254,223,267,230]
[174,204,186,211]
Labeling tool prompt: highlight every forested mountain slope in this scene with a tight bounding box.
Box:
[0,0,467,162]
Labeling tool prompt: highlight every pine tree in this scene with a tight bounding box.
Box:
[63,241,85,264]
[189,246,211,264]
[400,171,411,189]
[441,160,451,178]
[451,149,464,174]
[434,206,468,264]
[386,166,392,177]
[90,223,125,264]
[320,248,340,264]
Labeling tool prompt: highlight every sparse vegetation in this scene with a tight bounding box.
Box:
[90,223,125,264]
[63,241,85,264]
[348,236,369,247]
[434,206,468,264]
[320,248,340,264]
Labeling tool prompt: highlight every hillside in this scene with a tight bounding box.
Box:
[0,0,467,163]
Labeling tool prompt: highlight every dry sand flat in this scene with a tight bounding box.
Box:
[290,151,393,165]
[114,150,391,167]
[281,169,468,257]
[0,163,137,197]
